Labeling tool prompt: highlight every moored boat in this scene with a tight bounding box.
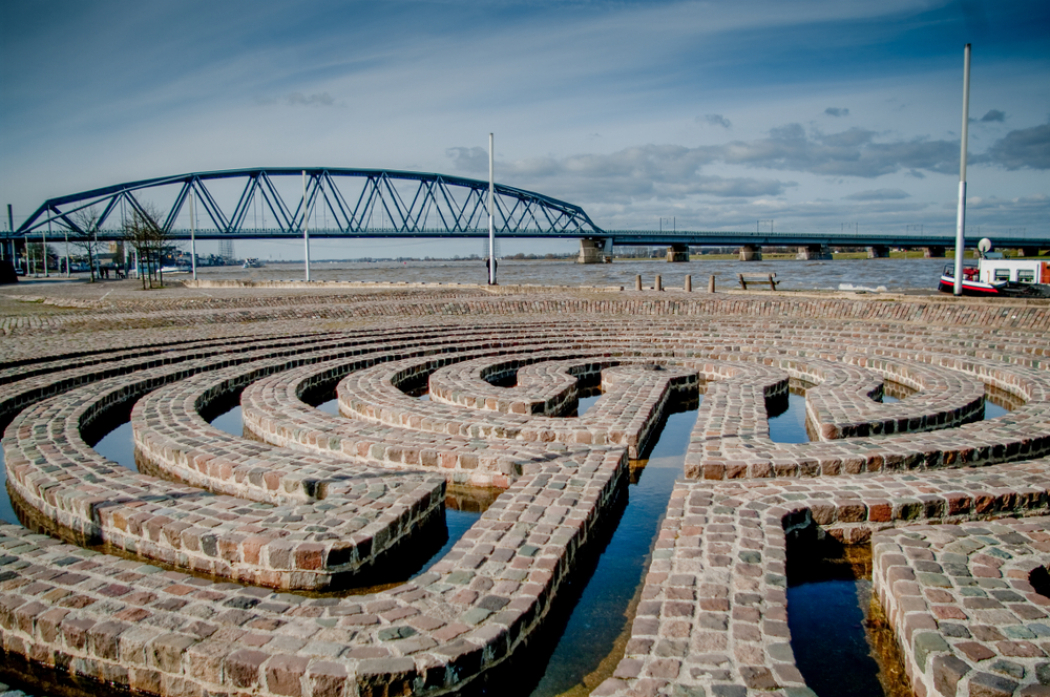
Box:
[938,264,1005,295]
[939,257,1050,297]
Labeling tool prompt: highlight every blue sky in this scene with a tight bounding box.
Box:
[1,0,1048,259]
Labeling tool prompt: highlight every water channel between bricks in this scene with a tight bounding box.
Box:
[0,378,1019,697]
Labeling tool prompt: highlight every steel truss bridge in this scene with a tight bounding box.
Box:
[6,167,1049,251]
[11,168,601,241]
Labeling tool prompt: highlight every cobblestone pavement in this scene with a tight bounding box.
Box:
[0,284,1048,696]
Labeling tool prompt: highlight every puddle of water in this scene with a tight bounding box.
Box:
[210,404,244,436]
[316,398,340,415]
[0,448,16,525]
[525,400,702,697]
[984,399,1009,420]
[575,386,601,417]
[787,538,913,697]
[92,421,138,472]
[767,391,809,444]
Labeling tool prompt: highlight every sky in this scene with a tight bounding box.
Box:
[1,0,1048,259]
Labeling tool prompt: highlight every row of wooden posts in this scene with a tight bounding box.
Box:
[632,273,778,292]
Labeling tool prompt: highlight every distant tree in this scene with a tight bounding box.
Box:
[123,203,176,289]
[69,207,106,282]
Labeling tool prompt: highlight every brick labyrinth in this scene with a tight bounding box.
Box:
[0,291,1049,697]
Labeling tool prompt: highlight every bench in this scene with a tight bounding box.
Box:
[738,272,779,291]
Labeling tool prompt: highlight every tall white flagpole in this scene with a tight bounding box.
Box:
[190,188,198,281]
[43,218,50,277]
[488,133,495,285]
[303,170,311,282]
[953,43,971,296]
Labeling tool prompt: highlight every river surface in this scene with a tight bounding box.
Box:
[198,256,951,293]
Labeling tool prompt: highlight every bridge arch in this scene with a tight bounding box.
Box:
[13,167,604,240]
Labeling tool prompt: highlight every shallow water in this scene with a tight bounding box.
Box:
[0,449,15,525]
[789,579,884,696]
[210,404,244,436]
[767,386,1014,444]
[526,404,701,696]
[786,542,894,697]
[93,422,138,471]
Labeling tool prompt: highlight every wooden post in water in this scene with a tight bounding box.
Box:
[655,274,662,291]
[635,275,642,291]
[708,275,716,293]
[684,275,692,292]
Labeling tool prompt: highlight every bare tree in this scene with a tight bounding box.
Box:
[70,207,105,282]
[123,203,176,289]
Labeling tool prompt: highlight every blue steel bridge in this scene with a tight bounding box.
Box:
[6,167,1049,259]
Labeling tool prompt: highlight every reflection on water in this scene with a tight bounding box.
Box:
[0,449,15,525]
[767,391,809,443]
[984,399,1009,420]
[787,538,913,697]
[92,421,138,471]
[526,400,701,697]
[210,404,244,436]
[768,380,1017,444]
[576,386,601,417]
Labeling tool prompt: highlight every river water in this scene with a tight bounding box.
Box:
[207,256,951,293]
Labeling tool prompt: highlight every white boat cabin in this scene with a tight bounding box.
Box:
[978,257,1050,286]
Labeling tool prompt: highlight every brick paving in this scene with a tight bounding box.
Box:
[0,284,1047,695]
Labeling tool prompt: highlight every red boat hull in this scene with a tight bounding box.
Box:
[938,275,1004,296]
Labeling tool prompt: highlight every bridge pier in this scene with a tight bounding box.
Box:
[666,243,689,262]
[923,247,946,258]
[1018,247,1044,257]
[739,245,762,261]
[867,245,890,258]
[796,244,832,260]
[577,238,606,264]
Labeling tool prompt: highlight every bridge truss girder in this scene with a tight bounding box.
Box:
[13,168,604,240]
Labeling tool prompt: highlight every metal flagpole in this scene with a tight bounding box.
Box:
[488,133,495,285]
[44,218,50,277]
[64,217,70,277]
[953,43,971,296]
[190,188,198,281]
[303,170,311,282]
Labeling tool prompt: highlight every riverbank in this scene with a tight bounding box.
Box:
[12,254,1041,295]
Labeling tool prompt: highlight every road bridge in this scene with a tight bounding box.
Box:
[4,167,1048,264]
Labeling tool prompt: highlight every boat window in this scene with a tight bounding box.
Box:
[993,269,1011,281]
[1018,270,1035,284]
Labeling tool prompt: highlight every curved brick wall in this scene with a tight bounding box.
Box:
[0,287,1048,696]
